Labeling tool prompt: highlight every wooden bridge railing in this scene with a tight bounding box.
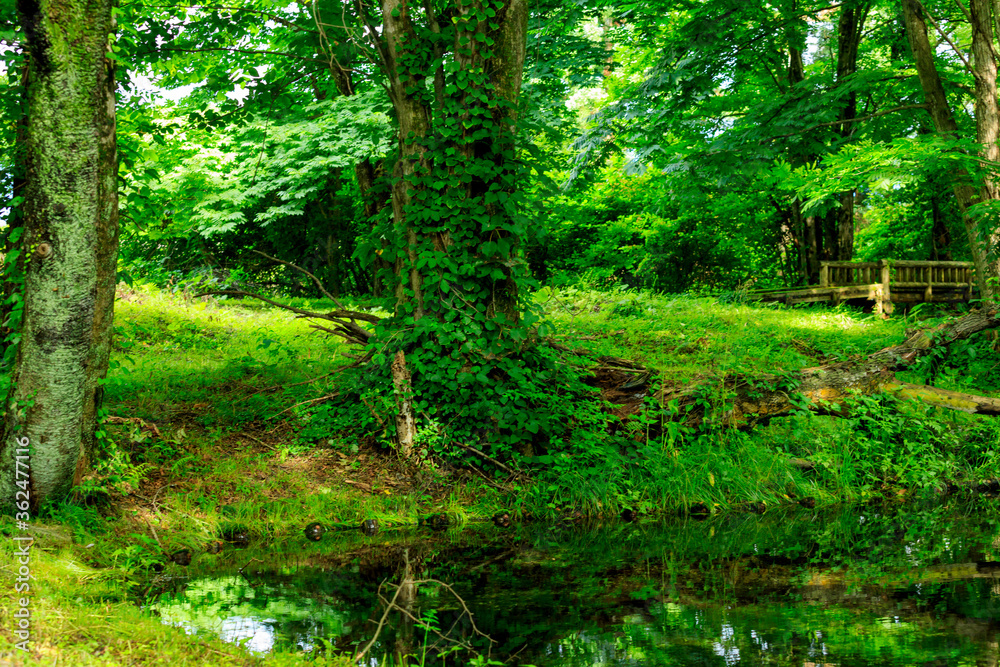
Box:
[821,259,974,289]
[819,259,974,311]
[753,259,976,314]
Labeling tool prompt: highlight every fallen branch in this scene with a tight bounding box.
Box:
[105,415,162,438]
[650,306,1000,427]
[886,381,1000,416]
[452,441,522,478]
[142,516,163,551]
[196,288,377,347]
[269,392,339,418]
[240,371,338,400]
[250,250,343,307]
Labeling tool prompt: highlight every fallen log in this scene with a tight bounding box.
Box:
[885,381,1000,416]
[651,306,1000,427]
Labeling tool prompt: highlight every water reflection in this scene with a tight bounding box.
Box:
[149,501,1000,665]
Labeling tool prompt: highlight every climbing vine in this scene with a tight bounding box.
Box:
[346,0,597,463]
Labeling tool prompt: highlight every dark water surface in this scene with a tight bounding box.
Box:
[148,501,1000,665]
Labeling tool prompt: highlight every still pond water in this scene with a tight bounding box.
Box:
[148,501,1000,665]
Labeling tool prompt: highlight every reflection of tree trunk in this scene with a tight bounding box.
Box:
[394,548,417,664]
[903,0,997,300]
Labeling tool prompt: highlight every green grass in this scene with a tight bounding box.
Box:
[108,285,373,425]
[531,285,1000,509]
[4,282,1000,665]
[536,284,910,377]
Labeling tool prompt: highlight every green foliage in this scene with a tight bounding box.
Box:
[838,394,960,489]
[120,93,392,295]
[531,162,784,291]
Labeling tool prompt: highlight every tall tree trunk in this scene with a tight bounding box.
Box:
[374,0,528,324]
[0,0,119,509]
[788,46,819,284]
[355,0,530,453]
[832,1,869,261]
[971,0,1000,288]
[326,53,392,297]
[903,0,997,300]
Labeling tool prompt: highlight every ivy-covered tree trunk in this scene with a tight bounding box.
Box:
[0,0,119,509]
[356,0,530,451]
[363,0,527,321]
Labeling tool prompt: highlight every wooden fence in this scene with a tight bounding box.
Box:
[756,259,976,315]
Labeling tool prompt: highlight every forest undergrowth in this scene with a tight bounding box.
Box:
[2,282,1000,665]
[58,282,1000,520]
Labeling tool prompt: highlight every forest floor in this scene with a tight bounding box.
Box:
[2,283,1000,665]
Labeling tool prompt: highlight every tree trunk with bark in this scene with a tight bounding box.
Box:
[0,0,119,509]
[903,0,998,301]
[351,0,530,451]
[832,1,870,261]
[360,0,527,324]
[971,0,1000,290]
[787,46,822,284]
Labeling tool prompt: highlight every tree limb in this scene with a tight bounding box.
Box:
[195,289,378,347]
[915,0,974,74]
[251,249,345,307]
[150,4,321,34]
[147,47,326,64]
[649,306,1000,427]
[768,104,930,140]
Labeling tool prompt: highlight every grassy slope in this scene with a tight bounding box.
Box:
[2,284,999,665]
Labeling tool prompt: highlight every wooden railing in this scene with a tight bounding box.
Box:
[819,259,974,310]
[754,259,977,314]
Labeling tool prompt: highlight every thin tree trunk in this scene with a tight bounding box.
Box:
[0,0,119,509]
[930,193,953,259]
[328,59,392,297]
[787,45,817,284]
[832,2,869,261]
